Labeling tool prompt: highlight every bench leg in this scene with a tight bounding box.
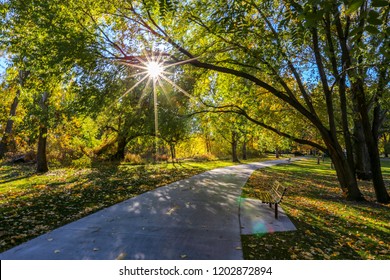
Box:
[269,203,272,208]
[275,203,278,219]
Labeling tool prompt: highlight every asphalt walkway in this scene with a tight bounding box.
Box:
[0,159,297,260]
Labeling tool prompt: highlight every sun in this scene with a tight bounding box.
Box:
[147,61,163,79]
[116,52,197,102]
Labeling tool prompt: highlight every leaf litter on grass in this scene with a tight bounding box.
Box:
[241,158,390,260]
[0,161,219,253]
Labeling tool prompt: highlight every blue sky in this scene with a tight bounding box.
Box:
[0,57,8,81]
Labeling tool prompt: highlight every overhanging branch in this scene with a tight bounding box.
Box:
[187,104,327,152]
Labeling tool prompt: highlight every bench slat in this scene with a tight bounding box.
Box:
[256,181,287,219]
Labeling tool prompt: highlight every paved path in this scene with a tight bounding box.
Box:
[0,159,297,260]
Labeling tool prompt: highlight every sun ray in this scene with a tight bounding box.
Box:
[164,57,200,68]
[130,70,149,78]
[138,77,153,106]
[155,76,174,107]
[114,74,150,105]
[118,61,148,71]
[158,73,195,100]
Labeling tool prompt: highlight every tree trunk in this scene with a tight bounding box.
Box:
[170,143,176,163]
[113,135,127,160]
[331,150,363,200]
[231,131,239,162]
[383,134,389,158]
[353,118,372,180]
[364,129,389,203]
[275,148,280,158]
[0,92,19,158]
[354,82,389,203]
[36,125,49,173]
[319,127,365,201]
[242,138,247,160]
[205,133,212,154]
[36,92,49,173]
[339,74,355,174]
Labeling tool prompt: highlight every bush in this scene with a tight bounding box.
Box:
[123,153,144,165]
[156,154,169,162]
[71,154,92,168]
[192,153,217,161]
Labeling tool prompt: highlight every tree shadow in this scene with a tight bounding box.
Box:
[242,216,363,259]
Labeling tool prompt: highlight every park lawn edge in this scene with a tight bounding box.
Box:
[241,158,390,260]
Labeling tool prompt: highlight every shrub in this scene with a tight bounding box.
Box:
[192,153,217,161]
[71,154,92,168]
[123,153,144,165]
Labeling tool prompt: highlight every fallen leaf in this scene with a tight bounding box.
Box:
[115,253,127,260]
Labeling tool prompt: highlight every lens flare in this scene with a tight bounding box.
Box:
[147,61,163,79]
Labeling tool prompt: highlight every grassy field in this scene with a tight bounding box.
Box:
[0,156,273,253]
[241,158,390,260]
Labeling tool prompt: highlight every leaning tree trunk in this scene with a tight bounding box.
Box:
[319,127,365,201]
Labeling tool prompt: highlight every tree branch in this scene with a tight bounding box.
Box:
[311,23,337,139]
[187,104,326,152]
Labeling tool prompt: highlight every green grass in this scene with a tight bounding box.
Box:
[0,155,276,253]
[241,158,390,260]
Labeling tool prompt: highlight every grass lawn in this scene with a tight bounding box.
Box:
[0,155,275,253]
[241,158,390,260]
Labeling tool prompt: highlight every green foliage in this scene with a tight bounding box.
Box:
[71,154,92,168]
[345,0,364,15]
[372,0,389,7]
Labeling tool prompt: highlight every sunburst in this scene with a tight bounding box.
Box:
[116,51,197,162]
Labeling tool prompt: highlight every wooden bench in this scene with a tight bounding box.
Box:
[256,181,287,219]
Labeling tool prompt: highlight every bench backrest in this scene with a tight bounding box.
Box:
[270,181,287,203]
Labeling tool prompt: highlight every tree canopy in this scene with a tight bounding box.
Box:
[0,0,388,202]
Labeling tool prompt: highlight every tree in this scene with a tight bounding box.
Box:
[0,0,107,171]
[113,0,389,202]
[0,69,29,158]
[158,97,192,162]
